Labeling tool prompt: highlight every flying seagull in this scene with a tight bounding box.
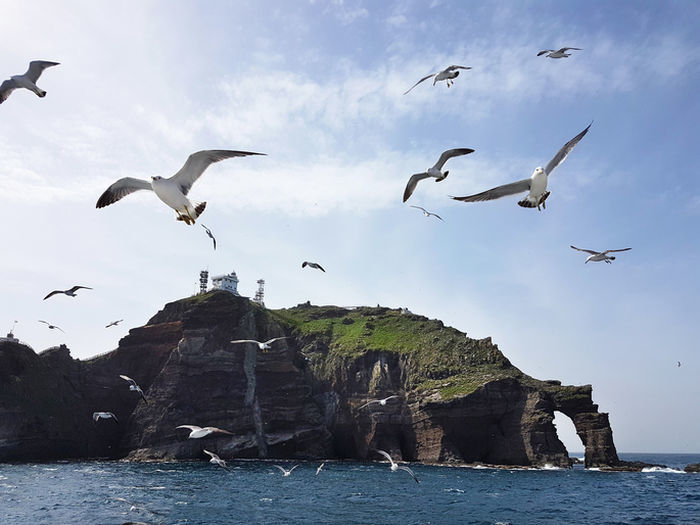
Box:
[357,395,401,410]
[375,449,420,483]
[677,361,681,367]
[96,149,265,225]
[450,123,591,210]
[410,205,443,221]
[201,224,217,250]
[316,462,326,476]
[403,65,472,94]
[43,285,92,300]
[106,319,123,328]
[403,148,474,202]
[38,320,65,333]
[570,245,631,264]
[93,411,118,423]
[274,465,299,477]
[537,47,582,59]
[176,425,233,439]
[119,375,148,403]
[0,60,60,104]
[230,337,289,351]
[203,449,231,471]
[302,261,325,272]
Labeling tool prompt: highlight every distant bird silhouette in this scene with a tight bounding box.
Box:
[119,375,148,403]
[274,464,299,477]
[570,246,631,264]
[316,462,326,476]
[176,425,233,439]
[537,47,581,58]
[93,411,118,424]
[43,285,92,300]
[410,205,443,221]
[403,148,474,202]
[105,319,123,328]
[302,261,325,272]
[358,395,401,410]
[203,449,231,471]
[230,337,289,352]
[677,361,681,367]
[201,224,217,250]
[0,60,59,104]
[403,65,472,94]
[375,449,419,483]
[38,320,65,333]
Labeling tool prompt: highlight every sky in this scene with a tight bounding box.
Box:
[1,0,699,454]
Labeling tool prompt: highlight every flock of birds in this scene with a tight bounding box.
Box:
[3,45,636,485]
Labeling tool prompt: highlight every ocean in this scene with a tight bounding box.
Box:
[1,453,698,524]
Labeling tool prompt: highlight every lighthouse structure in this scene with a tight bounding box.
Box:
[211,270,240,295]
[199,270,209,295]
[253,279,265,306]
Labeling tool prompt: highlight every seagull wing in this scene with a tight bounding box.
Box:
[170,150,265,196]
[39,320,50,326]
[289,465,299,473]
[68,285,92,293]
[358,400,378,410]
[544,122,592,175]
[403,172,431,202]
[274,465,287,474]
[376,449,395,466]
[444,65,471,72]
[559,47,582,52]
[230,339,261,344]
[398,465,420,483]
[119,374,137,385]
[137,387,148,403]
[450,179,531,202]
[604,247,632,254]
[0,78,19,104]
[537,49,554,56]
[206,426,233,435]
[265,337,289,344]
[384,395,401,402]
[24,61,60,83]
[203,449,219,460]
[96,177,153,208]
[107,412,119,423]
[403,73,436,95]
[410,205,427,213]
[433,148,475,170]
[570,246,599,255]
[176,425,201,431]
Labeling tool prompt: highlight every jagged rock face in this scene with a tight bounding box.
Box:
[0,292,620,468]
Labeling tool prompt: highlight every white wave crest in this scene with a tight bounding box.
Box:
[641,466,684,474]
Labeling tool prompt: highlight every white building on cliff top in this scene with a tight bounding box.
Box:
[210,270,240,295]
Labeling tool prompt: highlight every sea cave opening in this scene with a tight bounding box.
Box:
[553,411,584,459]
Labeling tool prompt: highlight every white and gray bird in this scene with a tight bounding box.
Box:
[203,449,230,470]
[0,60,60,104]
[403,148,474,202]
[93,411,118,423]
[43,285,92,300]
[358,395,401,410]
[302,261,325,272]
[176,425,233,439]
[537,47,582,59]
[450,123,591,210]
[375,449,420,483]
[201,224,217,250]
[106,319,123,328]
[96,149,265,225]
[274,464,299,477]
[119,375,148,403]
[410,205,443,221]
[570,245,631,264]
[229,337,289,352]
[403,65,472,94]
[38,320,65,333]
[316,462,326,476]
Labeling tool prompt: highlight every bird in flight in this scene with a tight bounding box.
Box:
[677,361,681,368]
[302,261,325,272]
[201,224,217,250]
[96,149,265,225]
[537,47,582,59]
[38,320,65,333]
[0,60,60,104]
[105,319,123,328]
[357,395,401,410]
[410,205,443,221]
[230,337,289,352]
[119,375,148,403]
[450,123,591,210]
[274,465,299,477]
[93,411,119,424]
[403,148,474,202]
[176,425,233,439]
[316,462,326,476]
[203,449,231,471]
[43,285,92,300]
[375,449,420,483]
[403,65,472,94]
[570,246,631,264]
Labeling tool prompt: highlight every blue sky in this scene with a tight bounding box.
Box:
[1,0,699,454]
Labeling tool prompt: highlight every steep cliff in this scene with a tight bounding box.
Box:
[0,291,620,468]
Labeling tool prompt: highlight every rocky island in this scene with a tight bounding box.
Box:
[1,291,621,468]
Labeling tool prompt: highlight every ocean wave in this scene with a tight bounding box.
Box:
[443,488,465,493]
[641,466,684,474]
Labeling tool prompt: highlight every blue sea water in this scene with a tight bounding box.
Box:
[1,453,699,524]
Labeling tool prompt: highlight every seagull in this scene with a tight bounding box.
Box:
[119,375,148,403]
[375,449,419,483]
[38,320,65,333]
[403,65,472,94]
[229,337,289,352]
[201,224,217,250]
[203,449,231,471]
[316,462,326,476]
[357,395,401,410]
[0,60,60,104]
[274,464,299,477]
[302,261,325,272]
[410,205,443,221]
[677,361,681,367]
[43,285,92,300]
[403,148,474,202]
[450,123,591,210]
[93,411,118,423]
[176,425,233,439]
[570,246,631,264]
[106,319,123,328]
[537,47,582,59]
[96,149,265,225]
